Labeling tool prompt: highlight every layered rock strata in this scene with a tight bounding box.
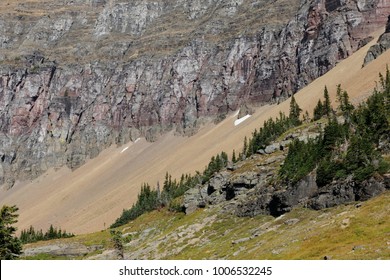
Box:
[1,0,390,187]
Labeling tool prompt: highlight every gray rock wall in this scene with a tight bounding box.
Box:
[0,0,389,187]
[364,15,390,65]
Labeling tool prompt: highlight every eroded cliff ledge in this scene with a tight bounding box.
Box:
[1,0,390,187]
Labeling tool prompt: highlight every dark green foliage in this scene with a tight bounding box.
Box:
[352,90,389,145]
[289,95,302,126]
[221,151,228,165]
[111,173,200,228]
[281,79,390,186]
[336,84,354,121]
[162,173,199,206]
[320,119,347,154]
[344,134,377,181]
[242,136,248,159]
[243,112,298,158]
[313,99,324,121]
[111,183,158,228]
[202,151,229,183]
[323,86,332,118]
[111,148,229,228]
[279,138,320,184]
[313,87,333,121]
[20,225,74,244]
[378,65,390,105]
[316,158,343,187]
[378,160,390,174]
[0,205,22,259]
[232,149,237,163]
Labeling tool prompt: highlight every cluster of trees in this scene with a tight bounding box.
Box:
[313,86,333,121]
[1,205,76,259]
[280,70,390,185]
[19,225,74,244]
[111,150,231,228]
[111,173,200,228]
[202,151,229,183]
[241,96,302,159]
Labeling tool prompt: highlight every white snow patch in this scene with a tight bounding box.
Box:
[134,138,141,143]
[234,114,251,126]
[120,147,129,154]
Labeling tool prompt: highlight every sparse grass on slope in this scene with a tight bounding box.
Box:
[22,191,390,260]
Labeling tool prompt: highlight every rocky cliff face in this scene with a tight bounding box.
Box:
[1,0,390,187]
[364,14,390,65]
[182,134,390,219]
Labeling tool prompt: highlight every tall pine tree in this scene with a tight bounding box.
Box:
[289,95,302,125]
[313,99,324,121]
[0,205,22,260]
[323,86,332,118]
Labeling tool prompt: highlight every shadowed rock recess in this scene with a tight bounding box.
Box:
[1,0,390,187]
[183,154,390,218]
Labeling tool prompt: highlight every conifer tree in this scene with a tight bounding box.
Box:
[242,136,248,159]
[232,149,237,163]
[323,86,332,118]
[336,84,354,121]
[313,99,324,121]
[220,151,228,166]
[0,205,22,260]
[289,95,302,125]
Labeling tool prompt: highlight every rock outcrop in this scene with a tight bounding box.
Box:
[183,152,390,218]
[22,242,103,258]
[364,15,390,65]
[1,0,390,187]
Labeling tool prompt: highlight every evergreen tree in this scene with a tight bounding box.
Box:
[220,151,228,166]
[20,225,74,244]
[323,86,332,118]
[336,84,354,121]
[47,224,56,239]
[232,149,237,163]
[321,119,346,154]
[215,154,222,170]
[0,205,22,260]
[344,134,376,181]
[289,95,302,125]
[246,139,255,157]
[313,99,324,121]
[242,136,248,159]
[316,157,343,187]
[279,138,320,184]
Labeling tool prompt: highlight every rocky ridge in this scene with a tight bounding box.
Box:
[364,14,390,65]
[1,0,390,187]
[183,126,390,218]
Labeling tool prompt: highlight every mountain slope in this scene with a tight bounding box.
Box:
[1,27,389,234]
[1,0,390,188]
[21,190,390,260]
